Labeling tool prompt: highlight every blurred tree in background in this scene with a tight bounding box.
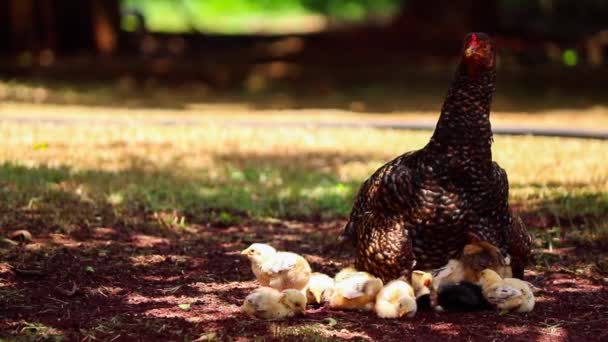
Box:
[0,0,120,55]
[0,0,607,67]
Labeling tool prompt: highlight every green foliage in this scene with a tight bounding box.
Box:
[16,321,64,342]
[121,0,401,33]
[0,161,358,223]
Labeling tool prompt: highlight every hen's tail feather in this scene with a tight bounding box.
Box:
[339,221,356,244]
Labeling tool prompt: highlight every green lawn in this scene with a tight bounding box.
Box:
[1,104,607,244]
[1,99,607,341]
[121,0,400,34]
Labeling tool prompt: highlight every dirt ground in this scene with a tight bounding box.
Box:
[1,211,607,342]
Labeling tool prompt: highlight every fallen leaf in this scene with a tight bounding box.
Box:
[10,230,33,242]
[178,303,191,311]
[56,282,79,296]
[1,238,19,246]
[33,142,49,150]
[324,317,338,327]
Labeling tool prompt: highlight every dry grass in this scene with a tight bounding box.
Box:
[1,107,606,225]
[1,102,607,341]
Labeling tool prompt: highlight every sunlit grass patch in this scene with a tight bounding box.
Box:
[0,117,606,245]
[11,321,65,342]
[269,322,334,342]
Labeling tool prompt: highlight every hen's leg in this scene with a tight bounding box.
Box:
[354,213,414,282]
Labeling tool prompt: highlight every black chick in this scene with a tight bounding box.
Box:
[436,282,491,312]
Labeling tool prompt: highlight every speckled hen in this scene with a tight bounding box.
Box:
[342,33,531,282]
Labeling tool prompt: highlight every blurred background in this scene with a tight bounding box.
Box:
[1,2,608,340]
[1,0,608,110]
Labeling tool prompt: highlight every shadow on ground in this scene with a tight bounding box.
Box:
[1,161,607,340]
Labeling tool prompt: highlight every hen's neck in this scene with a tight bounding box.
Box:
[427,65,496,168]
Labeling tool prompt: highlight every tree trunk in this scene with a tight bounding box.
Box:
[91,0,121,55]
[38,0,57,51]
[53,0,121,55]
[0,1,11,53]
[9,0,36,52]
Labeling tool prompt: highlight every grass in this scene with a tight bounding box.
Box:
[1,104,607,242]
[2,78,608,124]
[1,99,607,340]
[12,321,65,342]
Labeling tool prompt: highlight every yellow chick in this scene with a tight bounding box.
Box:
[431,240,513,291]
[241,243,312,290]
[479,269,535,314]
[334,266,358,282]
[460,241,513,282]
[411,270,434,298]
[306,272,335,305]
[431,259,466,291]
[242,287,307,320]
[329,270,383,311]
[374,280,417,318]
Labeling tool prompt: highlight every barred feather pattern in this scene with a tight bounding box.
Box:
[342,33,532,282]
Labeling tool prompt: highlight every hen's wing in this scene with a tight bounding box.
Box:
[492,163,532,279]
[353,211,415,282]
[342,151,419,243]
[508,215,532,278]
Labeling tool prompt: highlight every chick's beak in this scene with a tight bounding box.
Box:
[314,293,322,304]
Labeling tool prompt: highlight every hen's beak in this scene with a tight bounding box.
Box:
[465,45,477,58]
[240,249,250,255]
[465,43,490,64]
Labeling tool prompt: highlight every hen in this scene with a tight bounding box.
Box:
[342,32,531,282]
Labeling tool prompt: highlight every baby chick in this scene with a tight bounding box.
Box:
[460,240,512,281]
[411,270,434,298]
[242,287,307,320]
[374,279,417,318]
[334,266,358,282]
[329,269,383,311]
[305,272,334,305]
[479,269,535,314]
[436,281,491,312]
[432,259,466,290]
[432,240,512,291]
[241,243,312,290]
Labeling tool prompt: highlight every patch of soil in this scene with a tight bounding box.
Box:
[1,215,607,341]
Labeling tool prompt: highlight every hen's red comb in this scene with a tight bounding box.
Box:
[471,33,478,45]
